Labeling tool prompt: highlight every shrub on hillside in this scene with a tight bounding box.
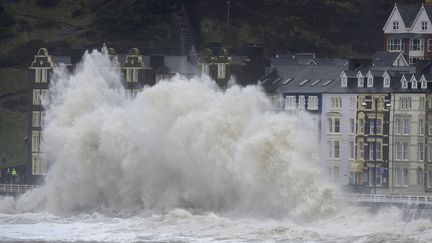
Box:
[36,0,60,7]
[95,0,186,34]
[0,7,15,39]
[18,19,31,31]
[71,9,83,18]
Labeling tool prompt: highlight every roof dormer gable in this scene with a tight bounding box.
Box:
[340,71,348,87]
[30,48,54,68]
[357,71,364,87]
[393,53,409,66]
[307,59,317,65]
[410,5,432,33]
[410,75,418,89]
[383,71,391,88]
[383,4,409,33]
[366,70,374,87]
[421,75,428,89]
[401,75,408,89]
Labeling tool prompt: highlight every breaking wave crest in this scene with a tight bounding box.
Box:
[1,48,339,220]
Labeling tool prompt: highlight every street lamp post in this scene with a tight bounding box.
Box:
[364,99,378,195]
[363,97,390,195]
[373,98,378,195]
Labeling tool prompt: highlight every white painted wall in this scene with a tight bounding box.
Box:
[389,93,426,193]
[383,7,408,33]
[321,93,357,185]
[410,7,432,34]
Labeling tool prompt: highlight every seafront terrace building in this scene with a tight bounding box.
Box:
[260,53,432,194]
[27,44,266,181]
[384,0,432,65]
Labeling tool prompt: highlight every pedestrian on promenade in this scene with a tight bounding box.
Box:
[11,168,16,184]
[7,168,10,184]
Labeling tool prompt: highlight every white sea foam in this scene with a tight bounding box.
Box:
[0,48,431,242]
[1,48,337,220]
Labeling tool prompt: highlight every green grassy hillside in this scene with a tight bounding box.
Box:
[0,110,27,167]
[196,0,421,56]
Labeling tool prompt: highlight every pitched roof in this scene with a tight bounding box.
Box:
[270,56,347,67]
[424,5,432,20]
[261,65,346,94]
[397,4,421,27]
[372,51,400,67]
[51,56,71,65]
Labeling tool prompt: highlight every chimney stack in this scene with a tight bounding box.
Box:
[426,0,432,5]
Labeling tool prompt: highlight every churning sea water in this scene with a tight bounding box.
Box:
[0,208,431,242]
[0,48,431,242]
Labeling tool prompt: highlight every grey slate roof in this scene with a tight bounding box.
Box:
[261,63,432,95]
[372,51,400,67]
[51,56,71,65]
[424,5,432,20]
[397,4,421,28]
[261,65,346,94]
[270,56,347,67]
[315,58,348,66]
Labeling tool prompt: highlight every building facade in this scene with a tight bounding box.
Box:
[383,1,432,65]
[28,48,54,178]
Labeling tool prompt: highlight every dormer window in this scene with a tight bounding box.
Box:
[421,76,427,89]
[411,77,418,89]
[393,21,399,30]
[357,73,364,87]
[401,76,408,89]
[422,21,428,31]
[367,73,373,87]
[383,74,390,88]
[341,73,347,87]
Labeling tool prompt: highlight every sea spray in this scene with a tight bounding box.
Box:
[1,48,338,220]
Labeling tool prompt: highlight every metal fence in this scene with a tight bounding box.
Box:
[0,184,37,193]
[344,193,432,205]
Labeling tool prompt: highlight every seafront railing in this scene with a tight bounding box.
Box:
[1,184,432,205]
[0,184,38,193]
[344,193,432,205]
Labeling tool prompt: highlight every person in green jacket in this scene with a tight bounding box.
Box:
[11,168,16,183]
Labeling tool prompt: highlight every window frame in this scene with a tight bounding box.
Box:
[217,63,226,79]
[422,21,428,31]
[32,111,40,127]
[387,38,402,51]
[33,89,41,105]
[393,21,399,30]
